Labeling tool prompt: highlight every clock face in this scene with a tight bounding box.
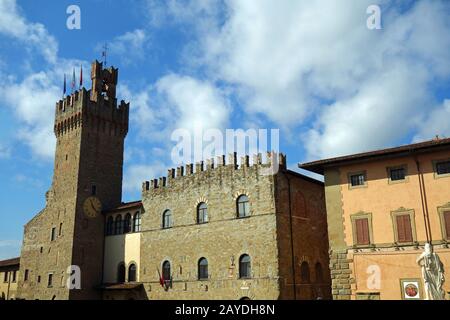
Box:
[83,196,102,218]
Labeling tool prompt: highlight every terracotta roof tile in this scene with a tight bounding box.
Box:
[0,257,20,267]
[103,200,142,214]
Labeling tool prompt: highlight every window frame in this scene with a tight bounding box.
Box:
[239,254,251,279]
[114,215,123,235]
[162,260,171,284]
[47,273,53,288]
[437,203,450,241]
[133,211,141,232]
[106,216,114,236]
[387,164,408,184]
[433,158,450,179]
[128,263,137,282]
[117,263,126,283]
[50,227,56,241]
[197,202,208,224]
[198,257,209,280]
[314,262,323,284]
[124,213,132,233]
[237,195,250,218]
[390,208,417,245]
[162,210,173,229]
[300,261,310,283]
[350,212,374,247]
[347,171,368,189]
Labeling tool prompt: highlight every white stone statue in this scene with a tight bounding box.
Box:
[416,243,446,300]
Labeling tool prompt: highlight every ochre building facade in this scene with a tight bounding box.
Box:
[300,138,450,300]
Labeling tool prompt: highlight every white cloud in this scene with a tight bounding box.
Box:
[0,0,58,63]
[158,0,450,159]
[120,74,231,177]
[303,62,430,159]
[13,174,44,188]
[123,163,167,192]
[121,74,231,145]
[0,60,87,160]
[413,99,450,142]
[0,240,21,260]
[0,143,11,159]
[145,0,221,28]
[0,71,59,158]
[107,29,148,65]
[156,74,231,132]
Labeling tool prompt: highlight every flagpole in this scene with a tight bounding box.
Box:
[63,73,66,99]
[79,64,83,89]
[72,68,76,94]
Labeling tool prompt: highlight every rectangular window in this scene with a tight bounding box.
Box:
[396,214,413,243]
[436,161,450,175]
[355,218,370,245]
[37,275,41,283]
[24,269,29,281]
[91,185,97,196]
[51,227,56,241]
[350,173,365,186]
[12,271,16,283]
[47,273,53,287]
[444,211,450,240]
[390,167,405,181]
[3,272,8,283]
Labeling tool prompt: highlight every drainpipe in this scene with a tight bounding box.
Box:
[285,173,297,300]
[415,157,432,243]
[6,271,11,300]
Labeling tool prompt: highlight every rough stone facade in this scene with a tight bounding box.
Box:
[134,154,331,300]
[16,61,129,300]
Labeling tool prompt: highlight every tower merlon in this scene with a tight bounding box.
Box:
[142,152,287,194]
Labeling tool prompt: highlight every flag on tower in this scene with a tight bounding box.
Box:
[71,68,76,92]
[63,74,66,96]
[79,64,83,88]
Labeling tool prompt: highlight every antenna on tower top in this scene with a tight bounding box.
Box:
[102,43,108,66]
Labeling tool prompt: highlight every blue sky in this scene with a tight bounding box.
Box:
[0,0,449,259]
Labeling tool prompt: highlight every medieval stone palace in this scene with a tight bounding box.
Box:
[7,61,331,300]
[5,60,447,300]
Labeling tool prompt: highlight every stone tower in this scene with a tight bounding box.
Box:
[17,61,129,300]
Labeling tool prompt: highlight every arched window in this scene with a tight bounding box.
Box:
[162,261,171,283]
[162,210,172,229]
[198,258,208,280]
[315,262,323,283]
[197,203,208,224]
[124,213,132,233]
[133,211,141,232]
[237,195,250,218]
[106,216,114,235]
[239,254,251,279]
[128,264,137,282]
[114,215,123,235]
[300,261,310,283]
[117,263,126,283]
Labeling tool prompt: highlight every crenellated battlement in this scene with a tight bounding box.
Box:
[142,152,287,193]
[53,61,129,138]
